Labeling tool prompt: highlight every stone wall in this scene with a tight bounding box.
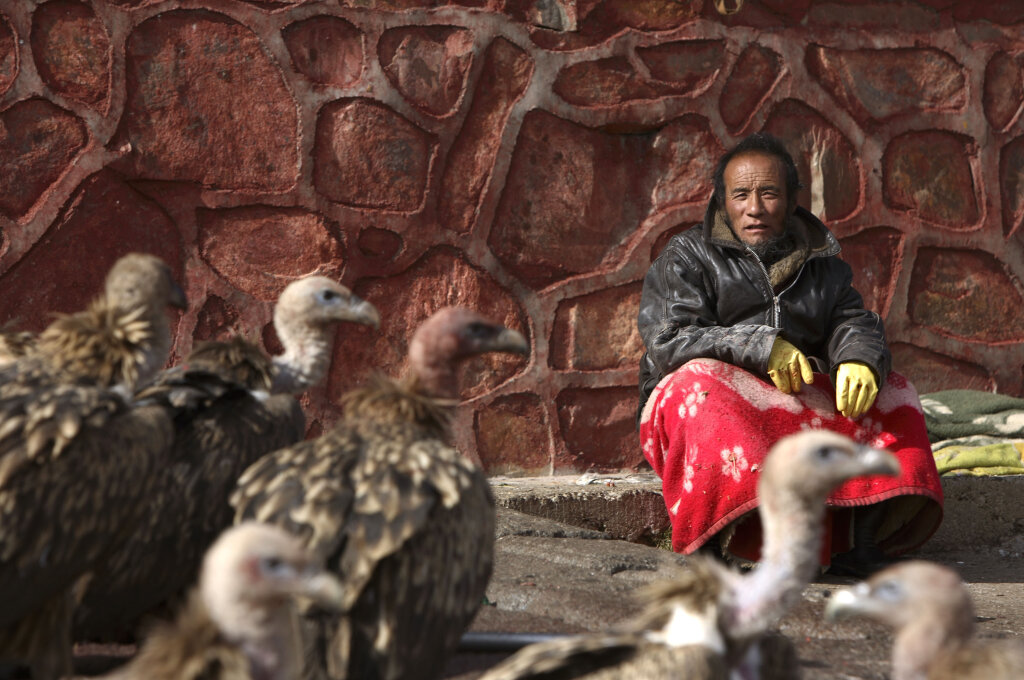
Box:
[0,0,1022,475]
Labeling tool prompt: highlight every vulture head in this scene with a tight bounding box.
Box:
[406,307,529,399]
[104,253,188,314]
[825,561,998,680]
[273,277,380,334]
[760,430,901,511]
[200,522,345,647]
[270,277,380,394]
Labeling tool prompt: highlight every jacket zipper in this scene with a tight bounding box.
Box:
[745,246,780,327]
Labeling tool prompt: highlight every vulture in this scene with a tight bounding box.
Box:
[476,430,900,680]
[31,252,187,389]
[0,253,187,679]
[103,522,348,680]
[230,306,530,680]
[825,560,1024,680]
[74,277,380,644]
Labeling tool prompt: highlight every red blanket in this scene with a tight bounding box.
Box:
[639,359,943,564]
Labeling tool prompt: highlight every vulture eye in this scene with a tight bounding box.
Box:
[873,580,902,601]
[260,556,295,578]
[815,446,837,460]
[319,289,339,303]
[465,322,492,338]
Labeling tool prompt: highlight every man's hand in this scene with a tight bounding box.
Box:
[767,337,814,393]
[836,361,878,419]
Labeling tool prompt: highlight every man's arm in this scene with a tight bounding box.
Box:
[638,239,779,378]
[825,260,892,383]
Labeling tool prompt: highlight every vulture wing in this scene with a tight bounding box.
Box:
[0,359,173,676]
[231,414,495,680]
[74,351,305,643]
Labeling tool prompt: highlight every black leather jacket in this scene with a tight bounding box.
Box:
[637,202,890,424]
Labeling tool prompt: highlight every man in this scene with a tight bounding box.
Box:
[637,133,943,576]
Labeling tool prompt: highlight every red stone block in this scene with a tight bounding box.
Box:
[474,393,552,475]
[883,131,979,229]
[804,2,942,32]
[194,294,243,343]
[908,247,1024,343]
[762,99,860,222]
[489,110,651,289]
[379,26,474,117]
[838,227,904,319]
[438,37,532,233]
[554,57,661,107]
[637,40,723,90]
[984,52,1024,132]
[555,386,643,472]
[357,226,403,260]
[550,283,644,371]
[553,42,723,108]
[314,98,436,211]
[114,10,298,191]
[329,246,530,402]
[0,98,87,220]
[31,0,110,110]
[649,114,722,212]
[807,46,965,125]
[1000,135,1024,238]
[0,170,183,332]
[283,15,363,88]
[719,44,781,132]
[197,205,345,302]
[0,12,19,98]
[890,342,995,394]
[952,3,1024,24]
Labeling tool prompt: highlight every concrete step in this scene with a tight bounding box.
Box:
[489,473,1024,553]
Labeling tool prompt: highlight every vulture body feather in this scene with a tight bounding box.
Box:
[103,522,347,680]
[0,254,186,679]
[826,560,1024,680]
[231,307,529,680]
[74,278,379,644]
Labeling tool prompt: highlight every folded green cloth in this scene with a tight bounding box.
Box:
[933,441,1024,476]
[920,390,1024,443]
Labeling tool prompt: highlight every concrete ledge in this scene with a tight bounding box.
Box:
[490,474,1024,552]
[490,473,668,544]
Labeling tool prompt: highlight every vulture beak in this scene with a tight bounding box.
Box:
[489,328,529,356]
[295,570,347,612]
[169,280,189,310]
[824,582,873,622]
[855,446,901,478]
[346,297,381,330]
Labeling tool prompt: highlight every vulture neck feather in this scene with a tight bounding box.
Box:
[341,375,453,437]
[892,608,973,680]
[270,321,333,395]
[727,481,825,637]
[205,591,301,680]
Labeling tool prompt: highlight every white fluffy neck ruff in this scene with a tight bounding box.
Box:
[647,603,726,654]
[270,315,333,395]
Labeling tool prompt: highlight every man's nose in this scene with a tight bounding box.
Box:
[746,194,765,215]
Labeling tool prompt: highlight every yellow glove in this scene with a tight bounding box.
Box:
[767,337,814,394]
[836,361,879,419]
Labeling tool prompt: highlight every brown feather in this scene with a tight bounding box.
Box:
[74,339,304,644]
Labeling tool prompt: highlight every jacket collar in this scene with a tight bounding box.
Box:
[702,200,841,288]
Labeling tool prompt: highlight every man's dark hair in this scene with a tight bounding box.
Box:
[712,132,802,209]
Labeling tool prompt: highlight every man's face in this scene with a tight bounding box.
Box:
[722,152,790,247]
